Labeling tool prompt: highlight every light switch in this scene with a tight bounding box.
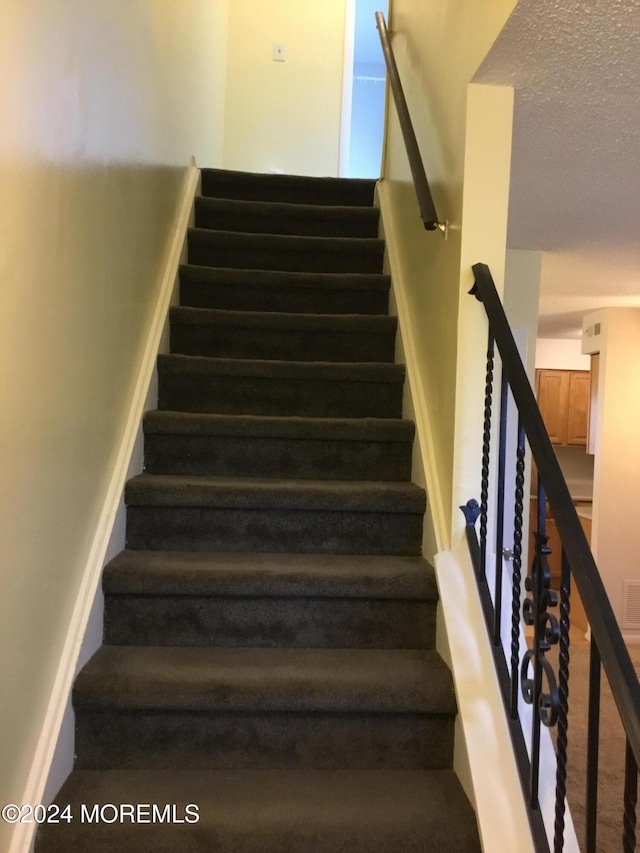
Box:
[273,43,286,62]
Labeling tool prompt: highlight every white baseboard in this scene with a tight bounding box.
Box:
[9,163,200,853]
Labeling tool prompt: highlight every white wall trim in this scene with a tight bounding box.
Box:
[434,549,537,853]
[376,178,449,552]
[9,163,200,853]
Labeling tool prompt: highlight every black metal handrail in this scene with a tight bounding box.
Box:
[375,12,445,234]
[372,10,638,844]
[465,262,640,853]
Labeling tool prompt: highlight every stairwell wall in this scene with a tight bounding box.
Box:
[222,0,348,177]
[377,1,540,850]
[0,2,228,847]
[379,0,517,550]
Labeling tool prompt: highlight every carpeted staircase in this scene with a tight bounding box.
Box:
[36,170,481,852]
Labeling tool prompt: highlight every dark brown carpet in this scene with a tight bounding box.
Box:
[35,168,481,852]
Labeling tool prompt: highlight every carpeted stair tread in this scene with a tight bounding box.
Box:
[158,353,404,383]
[188,229,385,274]
[36,768,481,853]
[201,167,377,206]
[73,646,456,714]
[170,306,396,335]
[195,196,380,238]
[125,474,426,513]
[103,551,437,600]
[169,307,397,362]
[102,552,438,649]
[143,411,414,442]
[179,265,390,314]
[142,412,414,480]
[179,266,391,294]
[180,265,390,294]
[157,354,405,418]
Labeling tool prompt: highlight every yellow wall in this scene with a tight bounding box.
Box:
[0,0,228,838]
[380,0,516,548]
[223,0,347,176]
[585,308,640,638]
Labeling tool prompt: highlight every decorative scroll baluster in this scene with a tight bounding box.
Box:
[623,739,638,853]
[585,639,601,853]
[479,333,495,582]
[510,421,526,719]
[553,548,571,853]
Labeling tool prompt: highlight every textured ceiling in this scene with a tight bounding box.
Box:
[474,0,640,336]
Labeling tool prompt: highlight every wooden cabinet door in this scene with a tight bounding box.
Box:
[566,371,590,446]
[536,368,590,445]
[537,370,570,444]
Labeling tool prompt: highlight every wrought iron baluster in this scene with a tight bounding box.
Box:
[494,372,508,646]
[553,548,571,853]
[623,738,638,853]
[522,480,560,807]
[467,264,640,853]
[479,333,495,583]
[510,421,526,720]
[585,639,601,853]
[522,481,547,806]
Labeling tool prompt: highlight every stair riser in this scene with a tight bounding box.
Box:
[195,204,380,239]
[180,279,389,315]
[125,508,423,555]
[170,324,396,363]
[104,596,436,649]
[188,234,384,274]
[74,711,454,771]
[143,434,412,480]
[158,373,403,418]
[201,171,376,206]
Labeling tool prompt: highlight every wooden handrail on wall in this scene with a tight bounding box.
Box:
[375,12,446,235]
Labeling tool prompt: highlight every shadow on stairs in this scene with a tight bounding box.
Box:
[36,168,481,853]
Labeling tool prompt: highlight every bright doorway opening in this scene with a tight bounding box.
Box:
[340,0,388,178]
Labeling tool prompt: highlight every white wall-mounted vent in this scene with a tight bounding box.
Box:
[582,314,604,355]
[622,580,640,631]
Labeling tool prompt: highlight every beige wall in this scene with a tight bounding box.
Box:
[223,0,347,176]
[583,308,640,637]
[505,249,542,380]
[535,338,590,370]
[0,0,228,838]
[380,0,516,548]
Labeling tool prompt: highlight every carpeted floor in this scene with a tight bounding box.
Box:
[552,635,640,852]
